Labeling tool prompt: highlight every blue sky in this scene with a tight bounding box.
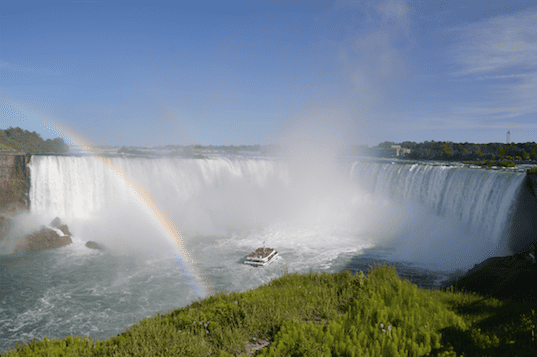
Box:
[1,0,536,146]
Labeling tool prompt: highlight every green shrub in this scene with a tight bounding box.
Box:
[260,266,466,357]
[4,336,97,357]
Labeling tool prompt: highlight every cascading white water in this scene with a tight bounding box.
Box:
[350,161,526,268]
[29,155,292,232]
[28,155,526,271]
[28,155,373,263]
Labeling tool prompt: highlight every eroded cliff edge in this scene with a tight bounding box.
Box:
[0,151,31,215]
[0,153,73,253]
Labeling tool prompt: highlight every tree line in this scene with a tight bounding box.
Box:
[0,127,69,153]
[374,140,537,162]
[162,144,277,152]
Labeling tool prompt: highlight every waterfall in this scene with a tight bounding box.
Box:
[350,161,527,268]
[29,156,292,238]
[28,155,530,270]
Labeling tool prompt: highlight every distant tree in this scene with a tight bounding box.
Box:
[402,140,537,163]
[0,127,68,153]
[400,141,417,149]
[377,141,396,148]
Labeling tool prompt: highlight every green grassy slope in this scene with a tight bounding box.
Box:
[3,265,536,356]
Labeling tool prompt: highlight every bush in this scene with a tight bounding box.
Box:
[260,266,465,356]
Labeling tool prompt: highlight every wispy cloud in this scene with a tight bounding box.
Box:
[376,0,411,37]
[330,0,415,142]
[476,74,527,80]
[336,0,413,90]
[446,8,537,121]
[450,10,537,76]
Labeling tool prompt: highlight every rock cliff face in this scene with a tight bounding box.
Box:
[0,153,31,252]
[0,154,74,253]
[504,175,537,254]
[0,216,12,242]
[0,152,31,215]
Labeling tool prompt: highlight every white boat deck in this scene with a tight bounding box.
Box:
[244,247,278,267]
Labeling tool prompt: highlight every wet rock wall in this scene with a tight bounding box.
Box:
[0,152,31,214]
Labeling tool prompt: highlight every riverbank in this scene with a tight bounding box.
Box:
[3,264,536,356]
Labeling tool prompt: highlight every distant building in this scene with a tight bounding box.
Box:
[507,130,511,144]
[369,145,411,158]
[390,145,411,156]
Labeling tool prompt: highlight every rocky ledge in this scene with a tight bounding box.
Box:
[14,227,72,253]
[0,216,73,254]
[443,251,537,303]
[85,241,105,251]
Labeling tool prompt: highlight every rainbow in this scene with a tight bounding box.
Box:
[42,121,213,298]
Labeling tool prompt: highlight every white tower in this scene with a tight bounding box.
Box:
[507,130,511,144]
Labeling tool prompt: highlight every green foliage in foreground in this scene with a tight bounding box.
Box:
[3,266,537,356]
[257,267,466,357]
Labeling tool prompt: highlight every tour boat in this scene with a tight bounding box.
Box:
[244,247,278,267]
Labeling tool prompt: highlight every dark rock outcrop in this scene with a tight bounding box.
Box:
[15,227,72,253]
[446,253,537,303]
[85,241,105,251]
[50,217,62,228]
[3,216,74,254]
[58,224,71,236]
[49,217,71,236]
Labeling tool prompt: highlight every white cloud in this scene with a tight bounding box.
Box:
[352,30,407,80]
[446,8,537,121]
[329,0,415,142]
[334,0,412,34]
[376,0,410,30]
[450,10,537,76]
[337,0,413,92]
